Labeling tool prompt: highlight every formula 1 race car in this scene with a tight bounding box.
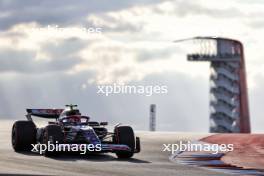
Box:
[11,104,140,158]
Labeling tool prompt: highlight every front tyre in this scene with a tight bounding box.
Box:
[42,125,63,157]
[12,121,36,151]
[114,126,135,158]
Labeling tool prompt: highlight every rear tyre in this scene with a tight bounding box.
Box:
[114,126,135,158]
[42,125,63,157]
[12,121,36,151]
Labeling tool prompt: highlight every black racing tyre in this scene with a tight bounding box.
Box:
[12,121,36,151]
[42,125,63,157]
[114,126,135,158]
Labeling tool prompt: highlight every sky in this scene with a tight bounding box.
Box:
[0,0,264,132]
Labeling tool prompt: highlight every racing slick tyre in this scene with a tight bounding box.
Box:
[42,125,63,157]
[114,126,135,158]
[12,121,36,151]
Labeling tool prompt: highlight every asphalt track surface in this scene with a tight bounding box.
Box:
[0,120,232,176]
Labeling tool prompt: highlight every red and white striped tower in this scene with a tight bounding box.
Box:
[187,37,250,133]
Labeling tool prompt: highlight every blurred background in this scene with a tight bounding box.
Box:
[0,0,263,132]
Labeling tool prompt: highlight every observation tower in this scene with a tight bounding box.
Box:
[185,37,250,133]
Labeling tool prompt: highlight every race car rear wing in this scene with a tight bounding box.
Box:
[26,109,64,120]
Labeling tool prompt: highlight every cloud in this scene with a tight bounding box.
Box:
[0,0,264,133]
[0,38,85,73]
[152,1,243,18]
[75,40,197,84]
[0,0,163,30]
[136,46,184,62]
[249,74,264,132]
[0,70,209,132]
[87,14,144,33]
[41,37,87,59]
[246,18,264,29]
